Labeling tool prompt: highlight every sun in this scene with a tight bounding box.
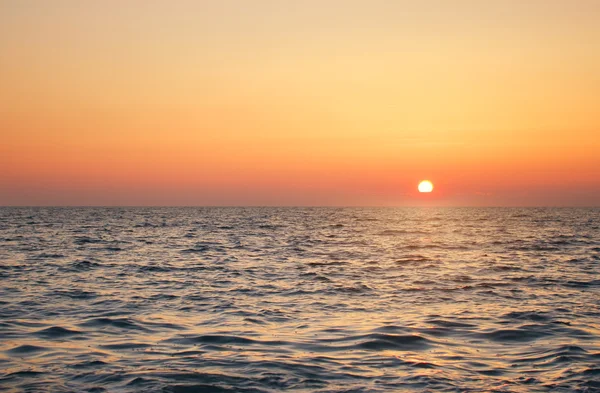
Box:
[418,180,434,193]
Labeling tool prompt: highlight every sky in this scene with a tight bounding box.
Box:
[1,1,599,206]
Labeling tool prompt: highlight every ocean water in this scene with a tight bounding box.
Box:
[0,207,599,393]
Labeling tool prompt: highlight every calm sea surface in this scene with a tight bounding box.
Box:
[1,207,599,392]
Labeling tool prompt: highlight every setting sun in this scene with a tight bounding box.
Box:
[418,180,434,193]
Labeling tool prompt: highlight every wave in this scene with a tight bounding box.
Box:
[34,326,84,338]
[1,207,599,392]
[79,317,150,332]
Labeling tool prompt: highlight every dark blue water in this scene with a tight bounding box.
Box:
[1,207,599,392]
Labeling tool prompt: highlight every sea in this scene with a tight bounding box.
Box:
[0,207,599,392]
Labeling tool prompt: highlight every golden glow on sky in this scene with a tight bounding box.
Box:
[1,1,599,206]
[418,181,434,193]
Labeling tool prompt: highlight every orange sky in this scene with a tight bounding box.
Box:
[1,1,599,206]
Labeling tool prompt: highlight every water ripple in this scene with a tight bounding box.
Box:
[0,207,599,392]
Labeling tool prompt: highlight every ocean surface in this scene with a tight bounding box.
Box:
[0,207,599,393]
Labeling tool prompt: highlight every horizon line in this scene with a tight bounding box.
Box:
[1,205,599,209]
